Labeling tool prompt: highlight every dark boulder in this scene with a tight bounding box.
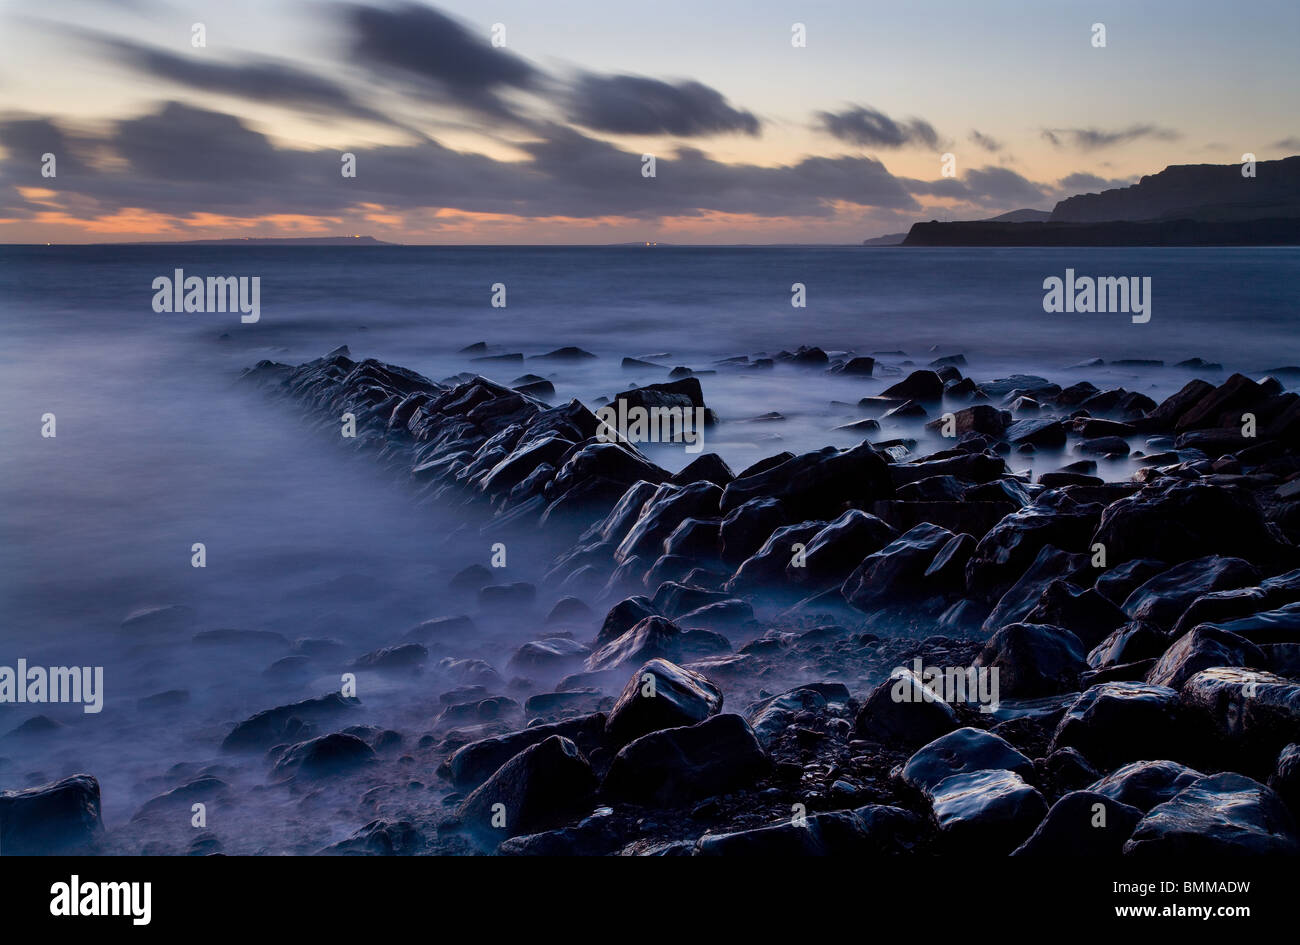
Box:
[928,769,1047,854]
[854,669,959,747]
[1049,682,1184,770]
[966,506,1099,603]
[273,732,376,779]
[842,522,956,609]
[726,520,827,593]
[1087,760,1206,812]
[785,509,897,589]
[718,497,787,567]
[1123,772,1298,856]
[1146,625,1265,689]
[1121,556,1260,630]
[973,622,1088,697]
[719,442,894,521]
[605,658,723,744]
[446,713,607,789]
[0,774,103,854]
[900,726,1034,794]
[694,805,923,855]
[457,735,597,839]
[1011,791,1143,856]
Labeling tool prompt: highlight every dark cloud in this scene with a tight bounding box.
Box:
[89,35,397,127]
[969,129,1002,152]
[342,2,540,120]
[0,116,95,177]
[1057,172,1134,194]
[1041,124,1180,150]
[816,106,940,149]
[1271,137,1300,151]
[900,166,1046,209]
[1,103,919,223]
[565,73,759,137]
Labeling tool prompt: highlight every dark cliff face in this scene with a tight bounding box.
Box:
[1050,156,1300,223]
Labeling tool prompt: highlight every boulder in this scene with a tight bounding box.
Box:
[854,669,960,747]
[694,805,923,855]
[881,370,945,401]
[601,713,770,807]
[785,509,897,588]
[1123,773,1299,855]
[1011,791,1143,856]
[604,658,723,744]
[966,506,1099,603]
[900,726,1034,794]
[446,713,607,789]
[1024,580,1128,649]
[1121,556,1260,630]
[585,616,729,672]
[457,735,597,839]
[718,497,786,567]
[0,774,103,854]
[719,442,894,521]
[1180,667,1300,766]
[842,523,956,609]
[973,622,1088,697]
[1094,558,1167,606]
[981,546,1090,633]
[1146,625,1265,689]
[928,769,1047,854]
[594,596,658,647]
[1049,682,1183,770]
[1087,759,1206,812]
[726,520,827,593]
[272,732,376,779]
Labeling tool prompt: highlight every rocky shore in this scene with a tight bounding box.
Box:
[6,343,1299,856]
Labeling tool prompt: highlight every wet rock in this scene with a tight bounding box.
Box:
[785,509,897,589]
[1049,683,1183,769]
[854,669,959,747]
[718,497,787,567]
[1180,667,1300,765]
[352,643,428,671]
[1091,480,1291,569]
[324,819,422,855]
[842,522,956,609]
[880,370,944,401]
[973,623,1088,697]
[720,442,894,521]
[0,774,103,854]
[1094,558,1168,606]
[923,532,978,594]
[929,769,1047,854]
[601,713,770,807]
[594,596,659,647]
[726,520,827,593]
[900,726,1034,794]
[436,696,521,728]
[615,481,723,563]
[966,506,1098,603]
[676,598,754,630]
[651,582,729,618]
[273,732,377,779]
[695,805,923,855]
[132,776,229,821]
[1087,621,1169,669]
[1210,601,1300,645]
[605,658,723,744]
[1087,760,1206,812]
[1146,625,1265,689]
[1024,580,1128,649]
[457,735,597,839]
[1122,556,1260,630]
[478,581,538,611]
[662,517,723,559]
[546,597,593,626]
[1043,747,1101,792]
[1123,772,1298,855]
[837,356,876,377]
[585,616,729,672]
[508,637,590,671]
[925,405,1009,438]
[223,693,361,751]
[982,546,1090,633]
[446,713,607,789]
[1269,743,1300,811]
[1170,586,1269,638]
[1011,790,1143,856]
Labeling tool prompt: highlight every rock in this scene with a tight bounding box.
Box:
[842,522,956,609]
[1005,418,1068,449]
[478,581,537,610]
[695,805,923,855]
[718,497,787,567]
[222,693,360,751]
[546,597,594,626]
[1043,747,1101,792]
[352,643,428,671]
[837,356,876,377]
[594,596,659,647]
[785,509,897,588]
[981,546,1090,633]
[651,582,730,618]
[676,598,754,630]
[605,658,723,744]
[1269,743,1300,811]
[1170,586,1269,638]
[1180,667,1300,766]
[601,713,770,807]
[273,732,377,779]
[923,532,978,594]
[615,481,723,563]
[1121,556,1260,630]
[1011,791,1143,856]
[671,453,735,487]
[973,623,1088,697]
[1049,682,1183,769]
[404,614,476,642]
[446,713,607,789]
[0,774,103,854]
[1087,621,1170,668]
[900,726,1034,794]
[324,819,422,855]
[720,442,894,521]
[880,370,945,401]
[928,769,1047,853]
[1210,601,1300,645]
[1146,626,1265,689]
[585,616,729,672]
[610,376,707,413]
[854,669,959,747]
[449,564,493,591]
[132,776,229,821]
[507,637,590,671]
[1142,378,1217,429]
[1123,772,1299,855]
[924,405,1009,438]
[1024,580,1128,649]
[726,520,826,593]
[1088,760,1205,812]
[1094,558,1168,606]
[457,735,597,839]
[1091,480,1291,569]
[966,506,1098,603]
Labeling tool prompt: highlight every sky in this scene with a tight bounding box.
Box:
[0,0,1296,243]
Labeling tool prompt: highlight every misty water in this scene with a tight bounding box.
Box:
[1,244,1297,852]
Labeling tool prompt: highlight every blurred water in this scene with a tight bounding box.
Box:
[0,244,1296,850]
